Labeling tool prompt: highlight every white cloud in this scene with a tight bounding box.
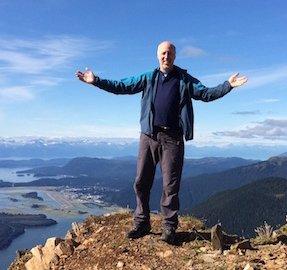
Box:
[29,76,64,87]
[213,119,287,140]
[200,65,287,89]
[256,98,280,104]
[246,66,287,89]
[0,50,50,74]
[0,36,113,75]
[232,110,261,115]
[0,36,114,102]
[179,45,206,58]
[0,86,34,101]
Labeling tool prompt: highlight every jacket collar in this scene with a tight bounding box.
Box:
[154,65,188,74]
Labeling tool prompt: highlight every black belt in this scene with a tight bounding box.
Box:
[154,126,170,132]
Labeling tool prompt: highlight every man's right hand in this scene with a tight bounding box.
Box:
[75,69,96,84]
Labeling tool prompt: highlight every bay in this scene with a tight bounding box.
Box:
[0,168,117,269]
[0,167,37,183]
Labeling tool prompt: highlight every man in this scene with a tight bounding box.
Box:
[76,41,247,244]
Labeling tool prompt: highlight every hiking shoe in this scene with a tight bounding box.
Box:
[126,224,151,239]
[161,228,176,244]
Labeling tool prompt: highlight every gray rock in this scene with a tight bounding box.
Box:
[211,224,224,251]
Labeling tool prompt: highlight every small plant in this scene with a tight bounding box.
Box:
[71,222,81,237]
[254,221,275,244]
[255,221,273,238]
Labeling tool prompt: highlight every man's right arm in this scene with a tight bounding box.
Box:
[93,73,148,95]
[76,69,148,95]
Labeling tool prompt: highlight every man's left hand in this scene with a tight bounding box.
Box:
[228,73,248,88]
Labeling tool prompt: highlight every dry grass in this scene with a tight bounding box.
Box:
[253,221,276,245]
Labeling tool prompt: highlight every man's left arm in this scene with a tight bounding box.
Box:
[190,73,248,102]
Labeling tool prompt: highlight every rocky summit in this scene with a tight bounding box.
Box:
[9,212,287,270]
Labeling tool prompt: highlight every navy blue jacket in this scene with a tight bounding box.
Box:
[93,65,232,141]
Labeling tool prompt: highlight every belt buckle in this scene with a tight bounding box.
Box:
[161,126,169,131]
[154,125,170,133]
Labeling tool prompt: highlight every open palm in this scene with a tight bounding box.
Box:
[76,69,96,84]
[228,73,248,88]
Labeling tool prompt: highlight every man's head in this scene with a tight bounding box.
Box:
[157,41,176,73]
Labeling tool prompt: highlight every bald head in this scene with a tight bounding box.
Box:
[157,41,176,73]
[157,41,176,55]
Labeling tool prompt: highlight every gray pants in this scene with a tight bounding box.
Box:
[133,131,184,230]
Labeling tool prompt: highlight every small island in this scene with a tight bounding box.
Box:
[9,197,19,202]
[78,210,88,215]
[21,191,43,201]
[0,213,57,250]
[31,204,47,210]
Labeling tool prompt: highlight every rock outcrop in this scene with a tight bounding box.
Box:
[9,212,287,270]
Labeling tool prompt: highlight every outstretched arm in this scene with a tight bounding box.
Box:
[190,73,248,102]
[75,68,147,95]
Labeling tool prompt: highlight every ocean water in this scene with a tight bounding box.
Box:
[0,215,99,270]
[0,168,115,270]
[0,167,37,183]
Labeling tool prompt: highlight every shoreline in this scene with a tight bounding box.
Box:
[0,186,123,251]
[0,213,57,250]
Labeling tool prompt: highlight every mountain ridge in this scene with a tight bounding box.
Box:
[181,156,287,208]
[191,177,287,237]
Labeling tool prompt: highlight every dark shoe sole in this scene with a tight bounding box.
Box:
[161,236,176,245]
[126,227,151,239]
[161,230,176,245]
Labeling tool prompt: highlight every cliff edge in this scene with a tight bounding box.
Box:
[9,212,287,270]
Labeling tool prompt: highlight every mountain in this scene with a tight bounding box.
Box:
[18,157,138,189]
[10,156,287,213]
[1,137,287,159]
[18,156,257,179]
[0,158,69,168]
[191,177,287,237]
[182,157,258,178]
[0,137,139,159]
[99,156,287,213]
[13,156,257,197]
[180,156,287,209]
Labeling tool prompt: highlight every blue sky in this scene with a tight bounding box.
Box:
[0,0,286,147]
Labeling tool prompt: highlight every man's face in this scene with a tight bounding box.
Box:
[157,42,176,73]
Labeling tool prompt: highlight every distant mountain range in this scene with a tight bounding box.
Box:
[191,177,287,237]
[2,155,287,237]
[1,137,287,159]
[0,158,69,168]
[10,155,287,211]
[17,156,257,181]
[0,137,138,159]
